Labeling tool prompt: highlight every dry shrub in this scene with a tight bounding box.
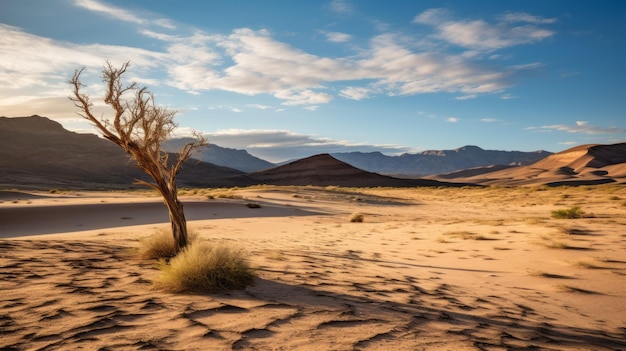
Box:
[138,228,198,260]
[443,231,491,240]
[154,241,255,293]
[349,213,364,223]
[551,206,584,219]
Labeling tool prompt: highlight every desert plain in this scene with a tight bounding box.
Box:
[1,185,625,350]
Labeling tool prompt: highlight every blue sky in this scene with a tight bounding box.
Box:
[1,0,624,162]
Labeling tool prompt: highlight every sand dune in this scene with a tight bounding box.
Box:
[438,142,626,186]
[1,186,625,350]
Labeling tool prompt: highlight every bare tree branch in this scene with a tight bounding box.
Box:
[68,61,208,253]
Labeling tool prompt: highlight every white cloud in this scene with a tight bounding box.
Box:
[414,8,556,50]
[246,104,272,110]
[329,0,353,15]
[1,3,553,112]
[455,94,477,100]
[0,24,168,118]
[446,117,459,123]
[413,8,450,25]
[340,87,370,100]
[481,118,500,123]
[324,31,352,43]
[154,18,177,30]
[528,121,626,135]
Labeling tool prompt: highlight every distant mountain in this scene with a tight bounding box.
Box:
[249,154,469,187]
[164,138,275,172]
[332,145,552,176]
[0,116,249,189]
[5,116,621,189]
[436,143,626,186]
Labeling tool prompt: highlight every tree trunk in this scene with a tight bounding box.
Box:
[163,193,188,253]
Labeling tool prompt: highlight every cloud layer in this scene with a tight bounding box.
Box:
[175,128,414,162]
[0,2,558,118]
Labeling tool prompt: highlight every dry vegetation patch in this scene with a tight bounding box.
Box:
[153,241,255,293]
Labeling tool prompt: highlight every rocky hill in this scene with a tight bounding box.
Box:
[0,116,250,189]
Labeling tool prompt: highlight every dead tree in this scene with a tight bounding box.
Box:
[69,61,208,254]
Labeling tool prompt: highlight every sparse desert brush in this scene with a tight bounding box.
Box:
[138,228,198,260]
[213,192,244,200]
[153,241,255,293]
[525,217,546,225]
[551,206,585,219]
[349,212,364,223]
[443,231,491,240]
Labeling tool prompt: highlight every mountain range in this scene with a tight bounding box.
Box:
[331,146,551,176]
[1,115,624,189]
[163,138,274,173]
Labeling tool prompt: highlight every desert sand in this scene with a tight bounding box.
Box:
[1,185,625,350]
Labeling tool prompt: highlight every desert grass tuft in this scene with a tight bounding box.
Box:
[551,206,584,219]
[137,228,198,260]
[153,241,255,293]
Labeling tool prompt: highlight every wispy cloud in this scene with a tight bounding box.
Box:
[501,12,557,24]
[329,0,353,15]
[528,121,626,134]
[455,94,477,100]
[499,93,519,100]
[481,118,500,123]
[323,31,352,43]
[74,0,144,25]
[446,117,459,123]
[414,8,556,50]
[340,87,370,100]
[0,23,166,117]
[74,0,174,29]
